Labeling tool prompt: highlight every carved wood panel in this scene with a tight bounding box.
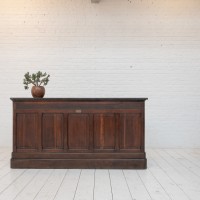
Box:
[120,113,142,150]
[94,114,116,150]
[42,114,64,150]
[16,113,37,150]
[67,114,90,150]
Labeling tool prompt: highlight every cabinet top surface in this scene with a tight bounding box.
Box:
[11,98,148,102]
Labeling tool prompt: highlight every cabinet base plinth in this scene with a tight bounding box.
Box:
[11,158,147,169]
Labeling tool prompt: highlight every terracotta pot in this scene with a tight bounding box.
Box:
[31,86,45,98]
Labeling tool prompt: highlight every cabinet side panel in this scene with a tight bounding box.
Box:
[68,114,90,150]
[16,113,37,150]
[94,114,115,150]
[120,113,142,150]
[42,114,64,150]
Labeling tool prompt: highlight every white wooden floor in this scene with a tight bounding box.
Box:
[0,148,200,200]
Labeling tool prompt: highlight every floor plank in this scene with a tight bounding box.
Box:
[0,169,26,198]
[109,170,132,200]
[34,169,67,200]
[0,163,11,179]
[94,170,112,200]
[175,149,200,166]
[149,149,200,200]
[74,169,95,200]
[54,169,81,200]
[148,159,190,200]
[14,169,53,200]
[157,149,200,185]
[167,149,200,176]
[123,170,152,200]
[0,169,39,200]
[137,168,171,200]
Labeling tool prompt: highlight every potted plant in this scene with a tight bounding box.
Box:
[23,71,50,98]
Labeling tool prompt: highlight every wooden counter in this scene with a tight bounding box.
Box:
[11,98,148,169]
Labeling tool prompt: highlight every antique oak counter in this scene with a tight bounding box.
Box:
[11,98,148,169]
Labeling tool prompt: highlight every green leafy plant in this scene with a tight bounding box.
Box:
[23,71,50,90]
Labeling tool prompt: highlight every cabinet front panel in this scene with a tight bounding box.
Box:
[42,114,64,150]
[120,113,142,150]
[16,113,37,150]
[94,114,115,150]
[68,114,90,150]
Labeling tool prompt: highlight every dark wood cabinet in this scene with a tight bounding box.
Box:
[11,98,148,169]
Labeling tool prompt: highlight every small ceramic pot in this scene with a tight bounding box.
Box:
[31,86,45,98]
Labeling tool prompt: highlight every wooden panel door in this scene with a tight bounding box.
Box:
[120,113,143,150]
[67,114,90,150]
[42,113,64,151]
[16,113,38,151]
[94,114,116,150]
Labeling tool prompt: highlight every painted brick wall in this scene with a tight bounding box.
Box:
[0,0,200,147]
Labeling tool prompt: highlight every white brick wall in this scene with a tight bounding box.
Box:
[0,0,200,147]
